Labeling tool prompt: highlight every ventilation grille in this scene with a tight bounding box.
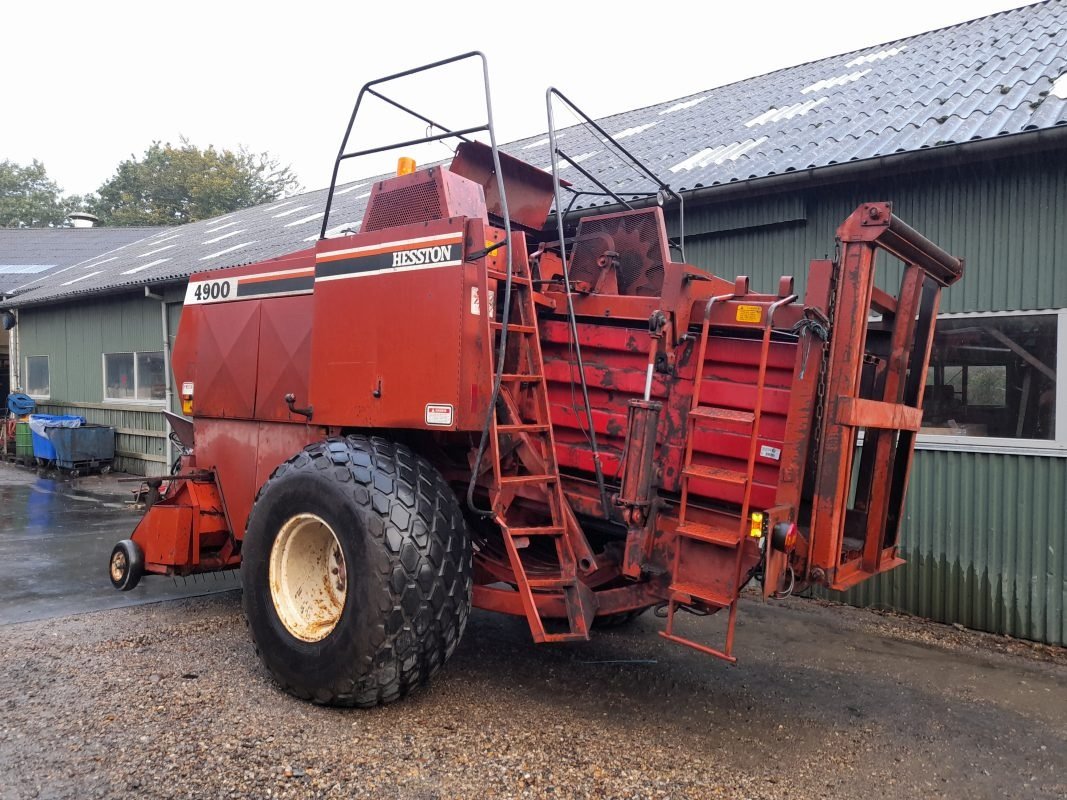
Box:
[362,180,443,233]
[569,211,666,296]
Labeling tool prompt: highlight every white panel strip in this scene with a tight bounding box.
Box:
[205,214,236,227]
[801,69,871,94]
[60,270,102,286]
[285,212,325,227]
[334,183,366,196]
[612,122,659,140]
[199,241,255,261]
[139,244,177,257]
[1052,73,1067,100]
[846,46,906,67]
[272,205,312,218]
[203,229,245,245]
[658,97,706,115]
[204,220,239,233]
[121,257,171,275]
[80,256,118,270]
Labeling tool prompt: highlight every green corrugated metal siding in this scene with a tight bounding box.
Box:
[833,450,1066,646]
[167,302,183,414]
[19,292,169,476]
[678,152,1067,314]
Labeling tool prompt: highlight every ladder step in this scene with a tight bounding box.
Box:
[499,373,545,382]
[538,631,593,643]
[498,473,558,485]
[507,526,564,537]
[683,464,749,485]
[497,422,550,433]
[658,630,738,664]
[668,582,733,608]
[688,407,755,426]
[675,522,740,547]
[487,269,532,284]
[490,322,537,334]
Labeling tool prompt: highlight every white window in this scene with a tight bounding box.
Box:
[25,355,49,398]
[918,311,1063,455]
[103,351,166,403]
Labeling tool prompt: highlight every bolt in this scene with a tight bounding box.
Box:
[868,207,880,219]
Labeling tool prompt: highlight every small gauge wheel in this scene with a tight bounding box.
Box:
[109,539,144,591]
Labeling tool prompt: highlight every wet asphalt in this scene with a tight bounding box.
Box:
[0,461,238,626]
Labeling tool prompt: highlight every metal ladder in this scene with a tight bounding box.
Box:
[485,244,596,643]
[661,293,790,662]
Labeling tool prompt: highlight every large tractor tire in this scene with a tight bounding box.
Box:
[241,435,472,707]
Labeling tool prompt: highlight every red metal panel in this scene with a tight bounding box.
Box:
[254,294,314,421]
[309,218,474,429]
[194,301,261,418]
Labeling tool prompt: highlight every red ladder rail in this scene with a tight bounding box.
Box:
[662,293,796,662]
[484,239,596,643]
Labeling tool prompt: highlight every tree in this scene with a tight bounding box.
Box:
[91,140,301,226]
[0,159,69,228]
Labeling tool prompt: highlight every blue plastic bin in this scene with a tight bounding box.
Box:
[28,415,86,461]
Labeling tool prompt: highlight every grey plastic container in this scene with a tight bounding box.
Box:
[47,425,116,471]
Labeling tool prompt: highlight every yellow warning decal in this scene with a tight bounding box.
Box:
[736,304,763,323]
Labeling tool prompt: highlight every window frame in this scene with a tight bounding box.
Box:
[101,350,166,406]
[24,355,50,400]
[915,308,1065,457]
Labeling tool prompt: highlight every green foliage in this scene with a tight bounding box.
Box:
[0,159,68,228]
[91,140,301,226]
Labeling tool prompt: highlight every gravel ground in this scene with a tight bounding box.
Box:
[0,592,1064,799]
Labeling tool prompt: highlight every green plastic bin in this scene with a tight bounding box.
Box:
[15,421,33,459]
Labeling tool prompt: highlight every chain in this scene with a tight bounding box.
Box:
[809,239,841,480]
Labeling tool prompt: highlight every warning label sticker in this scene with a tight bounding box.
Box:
[736,305,763,323]
[470,287,496,316]
[760,444,782,461]
[425,404,454,427]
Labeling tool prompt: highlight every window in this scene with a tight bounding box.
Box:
[921,314,1057,444]
[25,355,49,398]
[104,351,165,403]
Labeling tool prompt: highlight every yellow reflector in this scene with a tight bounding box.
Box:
[749,511,764,538]
[397,157,416,176]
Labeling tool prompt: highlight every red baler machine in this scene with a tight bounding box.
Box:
[108,54,962,707]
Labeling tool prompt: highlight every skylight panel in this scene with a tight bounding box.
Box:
[611,122,659,140]
[669,136,769,172]
[203,229,246,245]
[272,205,312,218]
[658,97,706,115]
[801,69,871,94]
[121,258,170,275]
[846,46,906,67]
[199,242,256,261]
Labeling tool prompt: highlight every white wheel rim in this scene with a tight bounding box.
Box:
[110,550,128,584]
[268,513,347,642]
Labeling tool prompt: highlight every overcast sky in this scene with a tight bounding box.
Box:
[3,0,1031,197]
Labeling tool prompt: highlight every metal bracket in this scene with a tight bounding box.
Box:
[284,393,313,420]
